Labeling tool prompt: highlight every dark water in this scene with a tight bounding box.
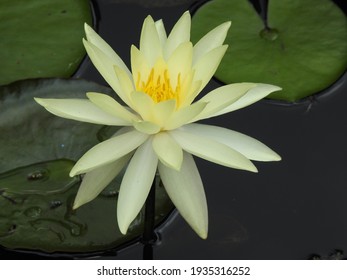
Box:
[2,0,347,259]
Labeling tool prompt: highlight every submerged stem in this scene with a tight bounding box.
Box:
[142,179,156,260]
[259,0,269,29]
[258,0,279,41]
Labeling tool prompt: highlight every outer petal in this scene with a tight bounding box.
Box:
[163,102,207,130]
[158,152,208,239]
[73,154,131,209]
[164,11,191,59]
[114,65,136,103]
[182,123,281,162]
[133,120,161,134]
[194,83,256,121]
[152,132,183,171]
[155,19,167,48]
[86,92,139,123]
[170,129,257,172]
[83,39,130,106]
[193,45,228,93]
[140,15,162,66]
[84,23,132,78]
[113,126,135,137]
[34,98,129,126]
[117,139,158,234]
[193,21,231,65]
[212,84,282,117]
[70,129,148,176]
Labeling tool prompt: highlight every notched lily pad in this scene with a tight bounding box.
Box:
[0,78,174,254]
[0,0,93,86]
[191,0,347,102]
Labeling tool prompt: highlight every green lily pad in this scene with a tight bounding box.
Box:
[0,160,172,253]
[0,0,92,86]
[0,79,174,253]
[0,78,112,170]
[0,159,78,195]
[191,0,347,102]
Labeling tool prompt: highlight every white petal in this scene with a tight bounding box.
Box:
[170,129,257,172]
[193,45,228,93]
[182,123,281,161]
[131,45,151,90]
[152,132,183,171]
[164,11,191,60]
[164,102,207,130]
[73,154,131,209]
[167,42,193,90]
[212,83,282,117]
[70,129,148,176]
[140,15,162,66]
[152,99,176,126]
[131,91,155,122]
[180,79,202,107]
[158,152,208,239]
[194,83,256,121]
[117,138,158,234]
[87,92,139,123]
[34,98,128,126]
[133,120,161,134]
[113,126,136,137]
[155,19,167,48]
[84,23,132,78]
[113,65,136,107]
[193,21,231,65]
[83,39,130,105]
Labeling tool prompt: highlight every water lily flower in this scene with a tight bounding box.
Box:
[35,11,281,239]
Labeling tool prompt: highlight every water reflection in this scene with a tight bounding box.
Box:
[98,0,195,8]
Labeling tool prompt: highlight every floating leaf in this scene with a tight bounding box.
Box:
[0,160,172,253]
[0,79,174,253]
[0,78,113,170]
[0,159,78,195]
[191,0,347,102]
[0,0,93,86]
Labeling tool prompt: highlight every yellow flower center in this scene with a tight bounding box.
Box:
[136,67,181,105]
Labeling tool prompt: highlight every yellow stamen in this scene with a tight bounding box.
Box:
[136,67,181,106]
